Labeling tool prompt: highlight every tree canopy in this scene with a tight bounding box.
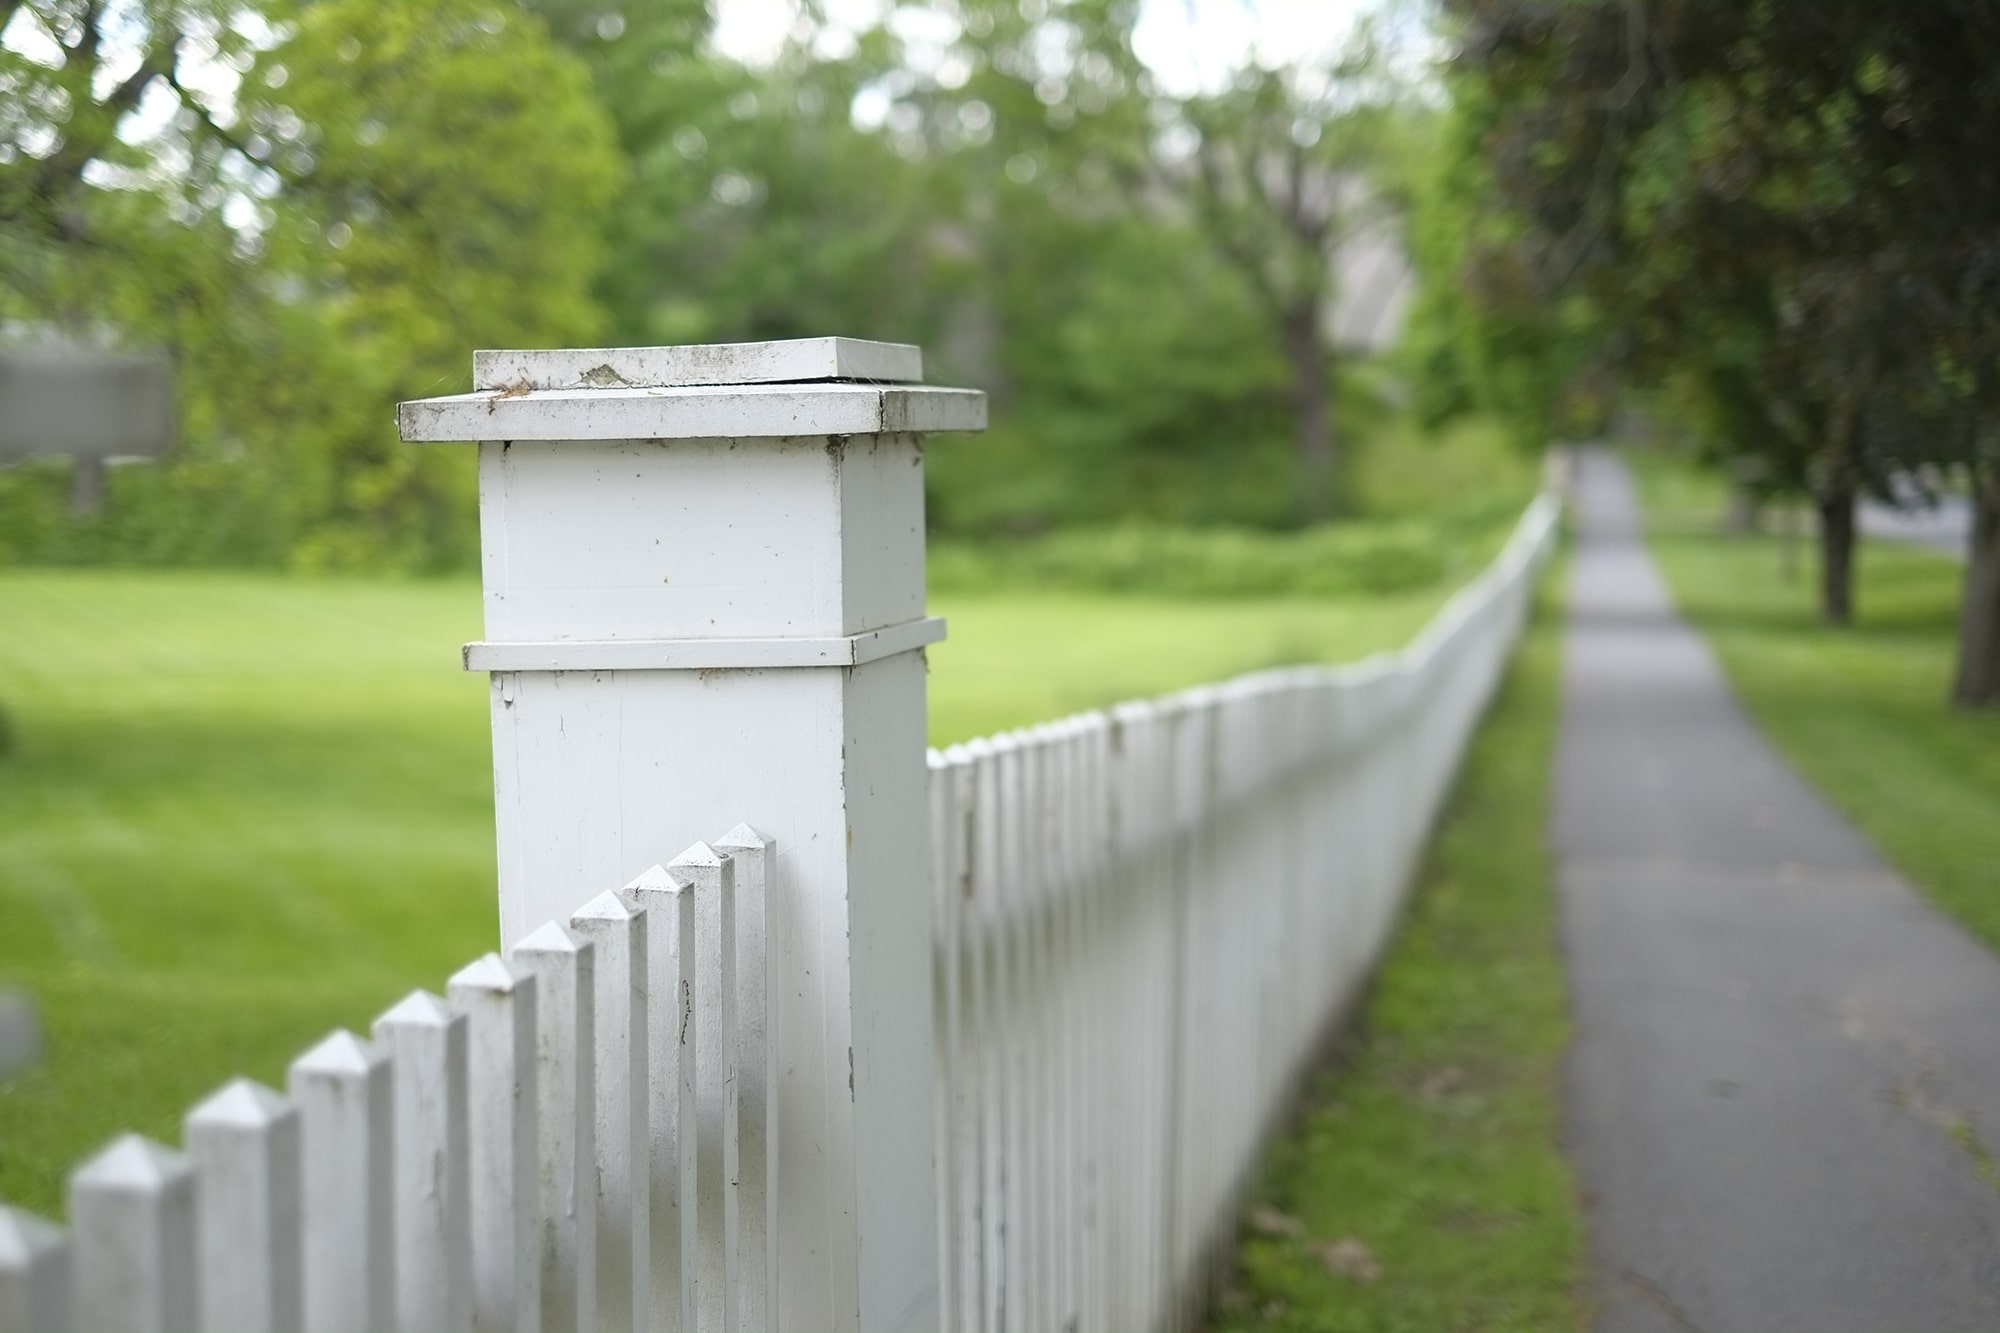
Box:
[2,0,1442,565]
[1427,0,2000,704]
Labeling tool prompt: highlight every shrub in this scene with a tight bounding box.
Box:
[929,496,1531,600]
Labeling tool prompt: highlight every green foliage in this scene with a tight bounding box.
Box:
[1436,0,2000,683]
[925,217,1301,532]
[1347,407,1538,518]
[254,0,620,568]
[1212,569,1582,1333]
[1397,77,1609,453]
[2,0,1453,564]
[930,495,1528,599]
[0,0,620,572]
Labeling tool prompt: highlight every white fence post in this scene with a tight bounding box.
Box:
[569,891,650,1333]
[68,1135,198,1333]
[670,844,735,1331]
[400,337,985,1333]
[509,925,597,1333]
[0,1206,70,1333]
[184,1079,303,1333]
[618,865,698,1333]
[286,1032,394,1333]
[446,956,541,1333]
[372,992,472,1333]
[713,824,775,1333]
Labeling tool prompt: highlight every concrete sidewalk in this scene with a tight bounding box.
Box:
[1554,451,2000,1332]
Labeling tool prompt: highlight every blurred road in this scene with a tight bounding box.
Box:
[1554,450,2000,1333]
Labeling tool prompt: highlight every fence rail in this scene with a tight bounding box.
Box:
[0,491,1557,1333]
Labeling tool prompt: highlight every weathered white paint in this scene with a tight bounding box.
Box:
[472,338,923,393]
[0,1206,70,1333]
[446,955,541,1333]
[462,616,947,673]
[670,845,736,1331]
[465,429,929,656]
[615,865,698,1333]
[372,992,472,1333]
[398,384,986,444]
[184,1080,302,1333]
[286,1031,394,1333]
[400,341,984,1333]
[568,890,649,1333]
[509,924,597,1333]
[713,826,775,1333]
[69,1135,197,1333]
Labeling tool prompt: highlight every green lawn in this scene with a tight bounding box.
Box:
[1629,454,2000,952]
[0,569,1462,1213]
[1210,570,1583,1332]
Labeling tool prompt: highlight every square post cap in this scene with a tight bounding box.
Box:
[398,337,986,442]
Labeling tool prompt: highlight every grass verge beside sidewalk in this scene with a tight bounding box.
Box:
[1209,576,1583,1333]
[1630,453,2000,954]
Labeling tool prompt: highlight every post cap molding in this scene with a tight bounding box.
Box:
[398,382,987,443]
[472,337,923,392]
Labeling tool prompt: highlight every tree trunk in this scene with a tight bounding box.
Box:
[1284,303,1336,520]
[1950,473,2000,709]
[1816,484,1856,625]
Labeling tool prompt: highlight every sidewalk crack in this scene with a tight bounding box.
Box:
[1614,1267,1710,1333]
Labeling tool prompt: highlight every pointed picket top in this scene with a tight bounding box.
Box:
[71,1133,191,1192]
[375,989,455,1029]
[571,888,638,926]
[187,1077,290,1130]
[621,864,689,899]
[449,951,526,994]
[292,1028,379,1076]
[714,823,771,854]
[512,919,585,956]
[667,841,727,873]
[0,1204,64,1263]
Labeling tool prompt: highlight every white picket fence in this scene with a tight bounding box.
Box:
[0,490,1555,1333]
[925,493,1558,1332]
[0,829,780,1333]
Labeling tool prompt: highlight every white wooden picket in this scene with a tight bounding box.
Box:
[286,1031,393,1333]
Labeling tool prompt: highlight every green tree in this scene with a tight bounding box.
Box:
[242,0,621,566]
[0,0,621,570]
[1171,31,1409,518]
[1442,0,2000,704]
